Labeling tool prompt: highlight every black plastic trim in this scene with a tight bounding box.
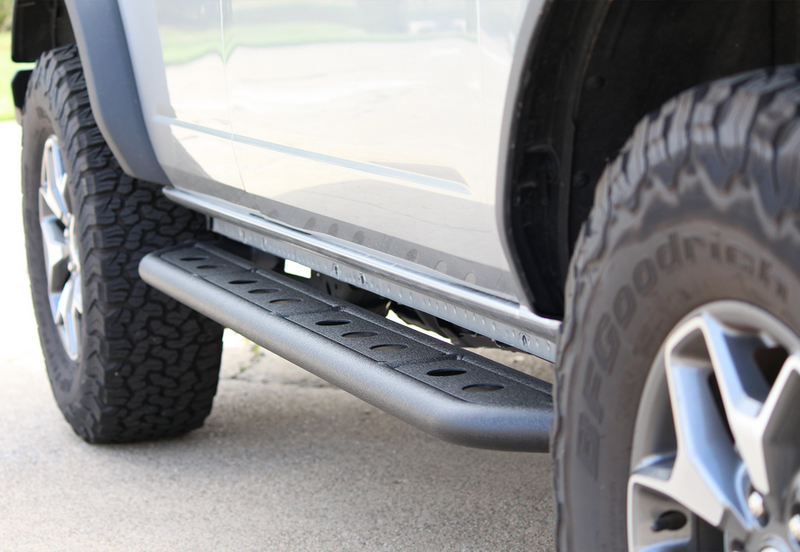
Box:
[140,242,553,453]
[505,0,790,320]
[495,0,545,313]
[503,0,609,319]
[12,0,61,63]
[61,0,169,185]
[12,69,32,109]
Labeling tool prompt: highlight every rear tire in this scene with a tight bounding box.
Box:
[22,44,225,443]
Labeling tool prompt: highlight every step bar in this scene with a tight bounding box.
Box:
[139,242,553,452]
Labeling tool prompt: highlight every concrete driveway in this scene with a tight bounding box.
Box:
[0,120,555,551]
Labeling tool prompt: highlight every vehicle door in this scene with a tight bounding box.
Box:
[223,0,529,300]
[119,0,244,195]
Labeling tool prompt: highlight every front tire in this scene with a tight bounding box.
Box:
[22,45,225,443]
[554,67,800,551]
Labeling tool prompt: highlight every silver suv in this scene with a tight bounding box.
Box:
[13,1,800,550]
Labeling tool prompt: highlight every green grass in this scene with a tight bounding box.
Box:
[0,31,33,121]
[0,23,473,117]
[161,23,473,66]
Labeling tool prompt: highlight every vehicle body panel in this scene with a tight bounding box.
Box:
[225,1,501,278]
[118,0,245,192]
[117,0,542,304]
[112,0,559,360]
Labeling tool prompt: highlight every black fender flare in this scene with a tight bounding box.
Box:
[12,0,169,185]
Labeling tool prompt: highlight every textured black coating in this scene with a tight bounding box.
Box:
[141,242,554,452]
[63,0,169,185]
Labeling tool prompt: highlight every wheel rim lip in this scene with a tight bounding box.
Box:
[627,300,800,552]
[39,135,82,362]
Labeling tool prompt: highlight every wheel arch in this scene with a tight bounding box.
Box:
[12,0,169,185]
[501,0,800,319]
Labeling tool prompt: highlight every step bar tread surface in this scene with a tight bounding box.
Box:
[140,242,552,452]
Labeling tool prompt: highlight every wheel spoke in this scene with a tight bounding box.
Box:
[700,314,775,495]
[655,318,749,530]
[40,215,70,293]
[699,313,800,499]
[39,137,69,224]
[71,271,83,315]
[54,273,72,326]
[757,355,800,497]
[48,291,61,323]
[55,273,80,360]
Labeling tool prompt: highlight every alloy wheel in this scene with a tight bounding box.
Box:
[628,301,800,552]
[39,135,82,361]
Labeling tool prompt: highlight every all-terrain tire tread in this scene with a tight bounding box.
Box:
[24,45,224,444]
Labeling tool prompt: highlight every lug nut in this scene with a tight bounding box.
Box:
[789,513,800,543]
[748,490,766,521]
